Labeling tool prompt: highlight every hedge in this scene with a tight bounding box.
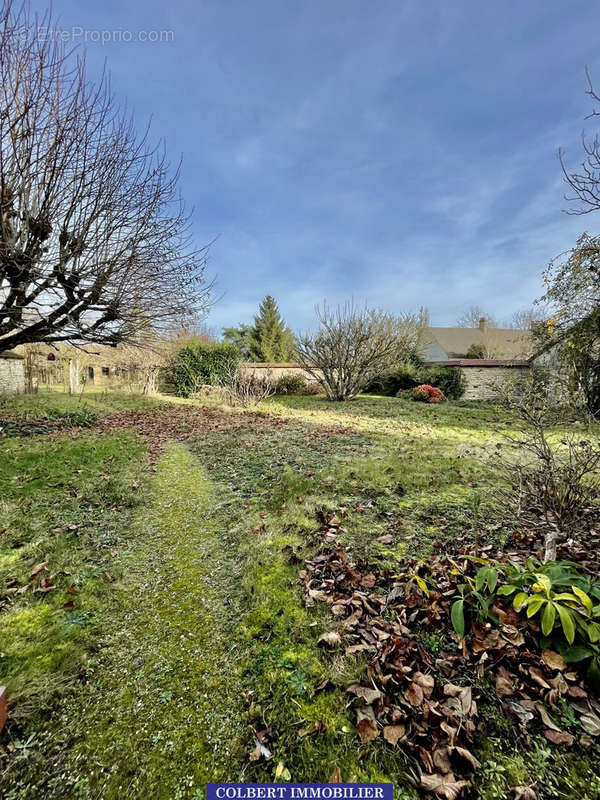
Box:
[173,341,239,397]
[366,363,466,400]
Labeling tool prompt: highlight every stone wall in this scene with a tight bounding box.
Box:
[0,354,25,395]
[460,365,530,400]
[241,361,531,401]
[241,362,322,383]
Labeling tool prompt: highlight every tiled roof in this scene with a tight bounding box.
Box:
[424,358,530,367]
[425,327,532,359]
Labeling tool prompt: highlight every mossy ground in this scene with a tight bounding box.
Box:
[1,391,599,799]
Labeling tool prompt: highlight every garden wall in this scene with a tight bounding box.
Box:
[0,352,25,394]
[242,361,531,400]
[241,362,322,383]
[424,359,530,400]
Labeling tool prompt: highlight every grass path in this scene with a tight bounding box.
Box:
[5,442,246,799]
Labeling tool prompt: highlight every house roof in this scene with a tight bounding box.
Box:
[425,326,532,359]
[424,358,530,368]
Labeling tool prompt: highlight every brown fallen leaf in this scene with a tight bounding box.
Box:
[405,681,424,707]
[318,631,342,648]
[542,649,566,672]
[452,746,481,769]
[382,724,405,745]
[543,729,574,746]
[28,561,47,581]
[443,684,473,717]
[580,711,600,737]
[347,684,382,705]
[527,666,551,690]
[361,573,377,588]
[419,746,435,773]
[63,600,75,611]
[346,643,373,655]
[420,772,469,799]
[298,720,326,737]
[329,765,342,783]
[500,624,525,647]
[413,671,435,698]
[495,669,514,697]
[512,787,537,800]
[433,746,453,774]
[535,702,561,731]
[356,717,379,742]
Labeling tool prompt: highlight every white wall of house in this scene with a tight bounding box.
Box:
[0,355,25,394]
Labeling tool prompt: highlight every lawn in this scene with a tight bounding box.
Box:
[0,391,599,799]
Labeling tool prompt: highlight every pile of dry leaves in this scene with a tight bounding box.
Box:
[297,510,600,799]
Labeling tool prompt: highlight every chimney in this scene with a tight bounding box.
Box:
[479,317,488,332]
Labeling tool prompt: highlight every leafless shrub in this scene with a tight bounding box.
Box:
[296,303,425,401]
[0,1,209,350]
[217,365,275,408]
[494,379,600,560]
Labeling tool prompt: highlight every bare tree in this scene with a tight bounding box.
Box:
[217,362,275,407]
[507,306,549,330]
[495,378,600,561]
[296,303,424,401]
[560,69,600,214]
[456,306,498,328]
[0,1,209,351]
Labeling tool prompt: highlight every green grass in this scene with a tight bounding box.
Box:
[0,388,166,419]
[0,429,147,722]
[1,391,599,799]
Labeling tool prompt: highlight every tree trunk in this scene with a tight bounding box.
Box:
[69,358,80,395]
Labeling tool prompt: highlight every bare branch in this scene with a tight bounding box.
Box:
[296,302,425,401]
[0,0,210,349]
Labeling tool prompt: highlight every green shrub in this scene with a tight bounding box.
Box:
[447,557,600,690]
[368,364,466,400]
[365,363,419,395]
[173,342,239,397]
[423,365,467,400]
[275,374,309,395]
[466,342,488,359]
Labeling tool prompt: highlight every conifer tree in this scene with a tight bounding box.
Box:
[248,296,295,361]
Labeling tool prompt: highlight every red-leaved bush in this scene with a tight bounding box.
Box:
[412,384,445,403]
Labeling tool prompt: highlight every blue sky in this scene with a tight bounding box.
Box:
[34,0,600,331]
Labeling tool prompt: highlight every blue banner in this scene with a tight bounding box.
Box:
[207,784,393,800]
